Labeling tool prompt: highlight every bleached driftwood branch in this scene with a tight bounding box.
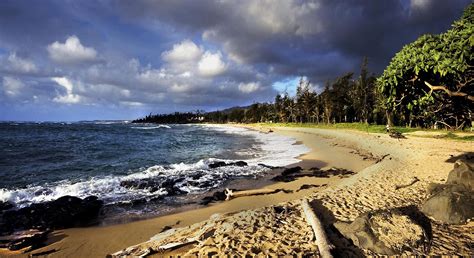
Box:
[224,188,279,200]
[109,214,222,257]
[301,199,333,258]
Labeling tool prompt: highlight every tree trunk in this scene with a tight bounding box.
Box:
[385,109,394,127]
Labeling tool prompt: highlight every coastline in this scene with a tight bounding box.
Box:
[3,125,473,257]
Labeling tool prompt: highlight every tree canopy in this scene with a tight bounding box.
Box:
[377,3,473,129]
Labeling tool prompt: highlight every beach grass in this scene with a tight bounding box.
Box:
[250,122,474,141]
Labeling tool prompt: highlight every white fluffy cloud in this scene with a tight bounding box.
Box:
[51,77,82,104]
[238,81,260,93]
[2,76,24,97]
[411,0,431,10]
[198,51,226,77]
[161,40,203,63]
[7,53,37,73]
[47,35,97,64]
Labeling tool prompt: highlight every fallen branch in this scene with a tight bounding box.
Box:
[424,81,474,101]
[109,215,222,257]
[301,199,333,258]
[395,177,420,190]
[224,188,279,200]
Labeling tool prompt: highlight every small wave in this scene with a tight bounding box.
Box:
[200,124,310,167]
[131,125,171,130]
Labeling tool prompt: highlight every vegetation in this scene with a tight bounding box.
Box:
[134,4,473,131]
[378,4,473,129]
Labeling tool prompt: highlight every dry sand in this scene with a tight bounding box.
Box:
[2,126,473,257]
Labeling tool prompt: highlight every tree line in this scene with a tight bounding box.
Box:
[132,59,385,126]
[134,4,473,130]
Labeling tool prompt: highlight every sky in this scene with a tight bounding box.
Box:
[0,0,470,121]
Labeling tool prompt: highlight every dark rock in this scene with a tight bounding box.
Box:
[0,229,50,251]
[271,167,355,182]
[161,179,187,196]
[313,167,355,178]
[258,163,276,169]
[120,178,187,196]
[0,201,14,212]
[421,160,474,224]
[208,161,248,169]
[271,174,294,182]
[0,195,103,234]
[297,184,320,192]
[200,190,229,205]
[190,173,203,180]
[232,161,248,167]
[422,184,473,224]
[335,207,429,255]
[281,166,302,176]
[208,161,227,169]
[446,160,473,191]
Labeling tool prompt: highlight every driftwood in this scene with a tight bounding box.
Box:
[301,199,333,258]
[395,177,420,190]
[109,214,223,257]
[224,188,279,200]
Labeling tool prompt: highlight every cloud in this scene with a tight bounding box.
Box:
[238,82,260,93]
[47,35,97,64]
[410,0,431,10]
[0,0,470,121]
[161,40,203,63]
[198,51,226,77]
[2,76,24,97]
[51,77,82,104]
[7,53,37,73]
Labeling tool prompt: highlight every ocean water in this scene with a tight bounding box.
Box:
[0,122,308,218]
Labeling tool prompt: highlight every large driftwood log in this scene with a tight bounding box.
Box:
[301,199,333,258]
[109,214,223,257]
[224,188,279,200]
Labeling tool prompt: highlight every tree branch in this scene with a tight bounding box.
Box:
[424,81,474,101]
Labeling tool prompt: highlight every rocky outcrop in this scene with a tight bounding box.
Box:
[0,201,14,212]
[421,160,474,224]
[446,159,473,190]
[335,207,430,255]
[0,229,50,251]
[120,178,187,196]
[0,196,103,235]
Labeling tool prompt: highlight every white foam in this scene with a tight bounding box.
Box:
[0,158,267,208]
[200,124,310,167]
[0,124,309,208]
[131,125,171,129]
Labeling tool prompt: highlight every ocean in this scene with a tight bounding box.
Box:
[0,122,308,221]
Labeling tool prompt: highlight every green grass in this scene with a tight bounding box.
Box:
[250,122,474,141]
[252,122,417,133]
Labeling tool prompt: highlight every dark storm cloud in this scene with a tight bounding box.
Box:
[113,0,469,84]
[0,0,471,120]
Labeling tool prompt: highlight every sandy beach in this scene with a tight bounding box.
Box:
[2,125,473,257]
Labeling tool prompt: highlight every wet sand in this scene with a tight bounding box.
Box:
[3,125,473,257]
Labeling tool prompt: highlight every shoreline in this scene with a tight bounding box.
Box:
[2,125,373,257]
[3,125,473,256]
